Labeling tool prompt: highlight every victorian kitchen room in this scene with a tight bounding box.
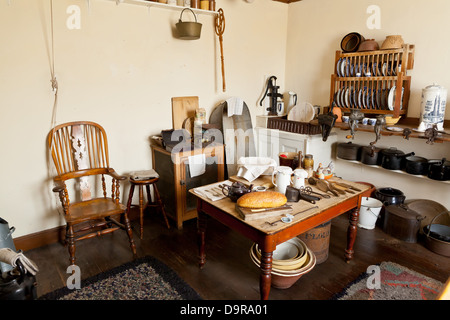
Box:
[0,0,448,306]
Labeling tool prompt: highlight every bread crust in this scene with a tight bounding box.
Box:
[237,191,287,208]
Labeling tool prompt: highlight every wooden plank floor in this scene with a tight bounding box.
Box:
[25,209,449,300]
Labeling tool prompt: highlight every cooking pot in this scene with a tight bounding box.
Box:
[337,142,361,160]
[360,146,384,165]
[374,187,405,206]
[405,155,429,175]
[383,204,424,243]
[380,147,415,170]
[428,158,450,181]
[423,211,450,257]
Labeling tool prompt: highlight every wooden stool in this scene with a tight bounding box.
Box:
[126,177,170,239]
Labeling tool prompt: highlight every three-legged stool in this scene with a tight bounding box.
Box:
[126,176,170,239]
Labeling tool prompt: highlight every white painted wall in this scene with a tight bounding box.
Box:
[0,0,288,237]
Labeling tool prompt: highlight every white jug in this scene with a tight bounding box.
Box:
[272,166,292,194]
[291,168,308,189]
[284,91,297,114]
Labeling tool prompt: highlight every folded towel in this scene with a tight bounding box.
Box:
[227,97,244,117]
[188,153,206,178]
[236,157,277,182]
[0,248,38,276]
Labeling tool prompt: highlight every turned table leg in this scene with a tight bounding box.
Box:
[197,210,207,269]
[259,250,273,300]
[345,206,359,262]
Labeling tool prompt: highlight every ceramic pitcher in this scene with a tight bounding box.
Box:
[291,168,308,189]
[272,166,292,194]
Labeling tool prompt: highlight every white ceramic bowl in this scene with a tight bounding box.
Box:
[254,238,308,270]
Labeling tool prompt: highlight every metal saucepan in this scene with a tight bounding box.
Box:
[405,155,429,175]
[380,147,415,170]
[360,145,384,165]
[428,158,450,181]
[374,187,406,206]
[337,142,361,160]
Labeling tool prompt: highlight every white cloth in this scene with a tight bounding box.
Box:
[0,248,38,276]
[227,97,244,117]
[193,180,232,201]
[188,153,206,178]
[236,157,277,182]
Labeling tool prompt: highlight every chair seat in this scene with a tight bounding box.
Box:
[66,198,126,224]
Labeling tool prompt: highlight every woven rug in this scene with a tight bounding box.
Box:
[39,256,201,300]
[333,261,444,300]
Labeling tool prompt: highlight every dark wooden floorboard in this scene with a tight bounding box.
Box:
[25,209,449,300]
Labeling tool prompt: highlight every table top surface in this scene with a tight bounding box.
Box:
[190,178,371,235]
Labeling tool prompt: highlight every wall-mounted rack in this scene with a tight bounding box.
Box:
[101,0,218,16]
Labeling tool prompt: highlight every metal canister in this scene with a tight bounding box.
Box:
[0,218,16,273]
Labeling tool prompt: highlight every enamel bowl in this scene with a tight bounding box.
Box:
[254,238,308,270]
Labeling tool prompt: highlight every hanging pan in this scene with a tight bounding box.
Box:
[176,8,202,40]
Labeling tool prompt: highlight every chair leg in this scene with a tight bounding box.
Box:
[66,224,76,265]
[153,184,170,229]
[123,211,137,256]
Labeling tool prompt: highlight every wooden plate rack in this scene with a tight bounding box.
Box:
[330,44,415,118]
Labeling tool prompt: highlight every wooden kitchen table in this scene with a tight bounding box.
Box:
[190,179,374,300]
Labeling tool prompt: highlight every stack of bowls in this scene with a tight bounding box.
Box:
[249,238,316,289]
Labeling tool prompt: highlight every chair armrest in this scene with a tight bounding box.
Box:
[107,168,127,180]
[52,180,65,193]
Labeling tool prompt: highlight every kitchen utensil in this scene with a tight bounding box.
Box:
[317,109,338,142]
[332,181,362,192]
[285,186,300,202]
[309,177,339,197]
[272,166,293,195]
[236,204,293,221]
[328,182,345,195]
[260,76,283,116]
[299,190,320,204]
[337,142,361,160]
[428,158,450,181]
[357,39,379,52]
[380,147,415,170]
[176,8,202,40]
[340,32,365,52]
[215,8,226,92]
[285,91,297,114]
[372,115,386,145]
[360,145,384,165]
[374,187,405,206]
[383,204,424,243]
[423,212,450,257]
[404,199,449,234]
[381,35,404,50]
[405,155,429,175]
[221,181,253,202]
[330,183,354,194]
[300,186,330,199]
[291,169,308,189]
[347,109,364,139]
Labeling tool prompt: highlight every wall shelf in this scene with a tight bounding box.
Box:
[336,157,450,185]
[103,0,218,16]
[333,121,450,143]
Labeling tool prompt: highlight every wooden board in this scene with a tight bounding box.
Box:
[172,96,199,130]
[236,204,293,221]
[229,175,274,189]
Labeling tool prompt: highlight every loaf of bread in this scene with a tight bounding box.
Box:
[237,191,287,208]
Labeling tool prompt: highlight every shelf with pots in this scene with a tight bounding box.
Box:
[102,0,218,15]
[336,157,450,185]
[330,37,415,119]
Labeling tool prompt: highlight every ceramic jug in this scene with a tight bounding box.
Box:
[291,168,308,189]
[272,166,292,194]
[285,91,297,114]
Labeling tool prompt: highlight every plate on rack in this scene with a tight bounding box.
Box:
[336,58,342,77]
[388,86,404,110]
[386,126,403,132]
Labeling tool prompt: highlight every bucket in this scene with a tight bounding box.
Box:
[358,197,383,230]
[176,8,202,40]
[298,220,331,264]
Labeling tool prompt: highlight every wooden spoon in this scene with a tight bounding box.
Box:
[309,177,339,197]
